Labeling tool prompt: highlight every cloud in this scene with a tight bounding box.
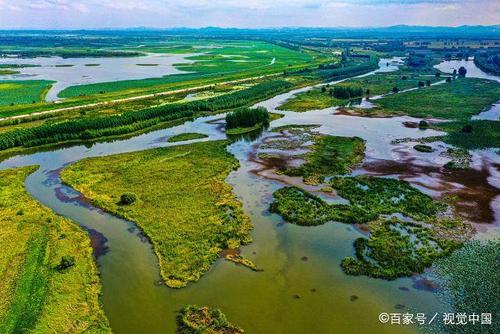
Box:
[0,0,498,28]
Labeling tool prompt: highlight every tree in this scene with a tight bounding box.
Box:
[392,87,399,93]
[365,88,370,98]
[435,72,441,78]
[462,124,473,133]
[418,81,425,88]
[321,86,326,93]
[446,77,452,82]
[426,80,431,87]
[458,66,467,77]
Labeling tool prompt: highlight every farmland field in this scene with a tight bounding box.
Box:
[0,80,54,106]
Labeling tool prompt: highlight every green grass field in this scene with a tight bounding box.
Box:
[434,120,500,149]
[376,78,500,120]
[0,166,110,333]
[277,71,444,112]
[0,80,54,106]
[277,88,346,112]
[61,140,252,288]
[58,41,316,99]
[345,71,442,95]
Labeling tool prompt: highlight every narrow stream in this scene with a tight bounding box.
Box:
[0,58,498,333]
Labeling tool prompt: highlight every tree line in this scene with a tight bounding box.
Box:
[288,57,379,81]
[0,80,293,150]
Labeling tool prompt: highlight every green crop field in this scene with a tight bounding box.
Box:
[58,41,317,98]
[0,80,54,106]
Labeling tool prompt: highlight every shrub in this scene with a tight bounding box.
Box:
[418,120,429,128]
[56,255,75,271]
[120,192,137,205]
[458,66,467,77]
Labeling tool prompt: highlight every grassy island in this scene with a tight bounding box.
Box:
[341,219,463,280]
[177,305,243,334]
[61,140,252,288]
[0,166,110,333]
[282,135,365,184]
[270,176,446,226]
[167,132,208,142]
[277,88,345,112]
[225,107,269,135]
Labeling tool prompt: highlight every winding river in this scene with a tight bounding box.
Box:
[0,58,498,333]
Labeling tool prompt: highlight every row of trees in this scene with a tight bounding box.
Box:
[225,107,269,129]
[287,58,379,82]
[0,80,293,150]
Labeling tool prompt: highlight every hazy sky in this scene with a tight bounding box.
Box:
[0,0,498,29]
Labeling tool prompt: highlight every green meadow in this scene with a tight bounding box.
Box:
[375,78,500,120]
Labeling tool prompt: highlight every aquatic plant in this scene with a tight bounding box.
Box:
[177,305,243,334]
[282,135,365,185]
[434,241,499,333]
[341,219,462,280]
[271,176,446,225]
[413,144,434,153]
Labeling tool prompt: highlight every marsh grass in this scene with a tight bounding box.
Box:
[270,176,446,226]
[167,132,208,143]
[0,166,110,333]
[341,219,462,280]
[61,140,252,288]
[434,120,500,150]
[277,88,346,112]
[177,305,243,334]
[283,135,365,185]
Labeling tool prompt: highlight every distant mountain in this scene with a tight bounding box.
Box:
[1,25,499,39]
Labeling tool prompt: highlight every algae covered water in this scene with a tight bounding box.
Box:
[0,59,498,333]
